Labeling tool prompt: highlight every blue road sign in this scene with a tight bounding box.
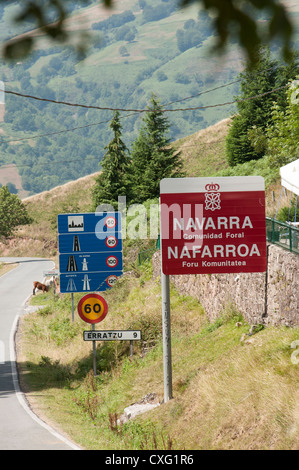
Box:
[58,212,123,293]
[58,232,122,253]
[58,212,121,235]
[59,252,123,273]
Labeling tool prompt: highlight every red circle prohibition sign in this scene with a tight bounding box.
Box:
[105,216,117,229]
[105,236,118,248]
[77,293,108,324]
[106,255,118,268]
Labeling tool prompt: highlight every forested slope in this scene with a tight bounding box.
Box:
[0,0,245,194]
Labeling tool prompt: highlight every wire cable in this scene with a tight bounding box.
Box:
[0,82,289,144]
[0,83,289,113]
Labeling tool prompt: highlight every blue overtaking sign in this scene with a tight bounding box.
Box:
[58,212,123,293]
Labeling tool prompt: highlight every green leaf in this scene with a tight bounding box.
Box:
[3,37,33,60]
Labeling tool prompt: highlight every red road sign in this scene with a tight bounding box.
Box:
[77,293,108,324]
[160,176,267,275]
[106,275,119,288]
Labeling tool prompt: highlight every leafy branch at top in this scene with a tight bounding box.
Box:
[1,0,295,65]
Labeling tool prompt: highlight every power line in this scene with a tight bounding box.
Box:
[0,76,240,143]
[0,76,241,114]
[0,83,289,113]
[1,63,284,116]
[0,63,283,145]
[0,116,114,144]
[0,80,290,168]
[164,78,241,106]
[0,82,289,144]
[0,79,238,143]
[0,62,289,145]
[0,156,100,169]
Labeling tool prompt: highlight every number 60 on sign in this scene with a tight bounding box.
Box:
[77,293,108,324]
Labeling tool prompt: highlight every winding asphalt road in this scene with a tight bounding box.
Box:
[0,257,80,450]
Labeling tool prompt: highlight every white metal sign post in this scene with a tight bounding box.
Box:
[77,293,109,376]
[160,198,172,403]
[161,269,172,402]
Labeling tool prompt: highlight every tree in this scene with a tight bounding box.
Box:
[128,94,184,203]
[266,80,299,166]
[249,79,299,168]
[92,111,130,211]
[2,0,294,66]
[176,21,204,52]
[0,186,32,238]
[226,49,299,166]
[226,114,260,167]
[119,46,129,57]
[6,182,18,194]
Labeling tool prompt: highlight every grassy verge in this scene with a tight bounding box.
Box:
[0,262,18,276]
[16,262,299,450]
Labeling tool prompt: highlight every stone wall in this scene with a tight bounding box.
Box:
[152,244,299,327]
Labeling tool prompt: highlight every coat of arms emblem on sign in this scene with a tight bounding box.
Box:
[204,183,221,211]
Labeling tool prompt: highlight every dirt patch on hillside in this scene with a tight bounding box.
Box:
[10,0,137,39]
[0,164,29,198]
[63,0,137,31]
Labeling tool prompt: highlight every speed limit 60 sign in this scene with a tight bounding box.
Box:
[78,293,108,324]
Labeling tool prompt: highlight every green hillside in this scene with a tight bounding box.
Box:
[0,1,298,196]
[1,0,298,196]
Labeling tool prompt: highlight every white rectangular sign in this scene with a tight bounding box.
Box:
[83,330,141,341]
[43,270,59,276]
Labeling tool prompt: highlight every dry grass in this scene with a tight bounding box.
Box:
[140,323,299,450]
[0,172,99,258]
[173,118,231,177]
[22,171,99,203]
[17,274,299,450]
[265,178,293,218]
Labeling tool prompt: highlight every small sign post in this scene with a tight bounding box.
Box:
[78,293,109,376]
[43,269,59,294]
[58,211,123,322]
[159,176,267,402]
